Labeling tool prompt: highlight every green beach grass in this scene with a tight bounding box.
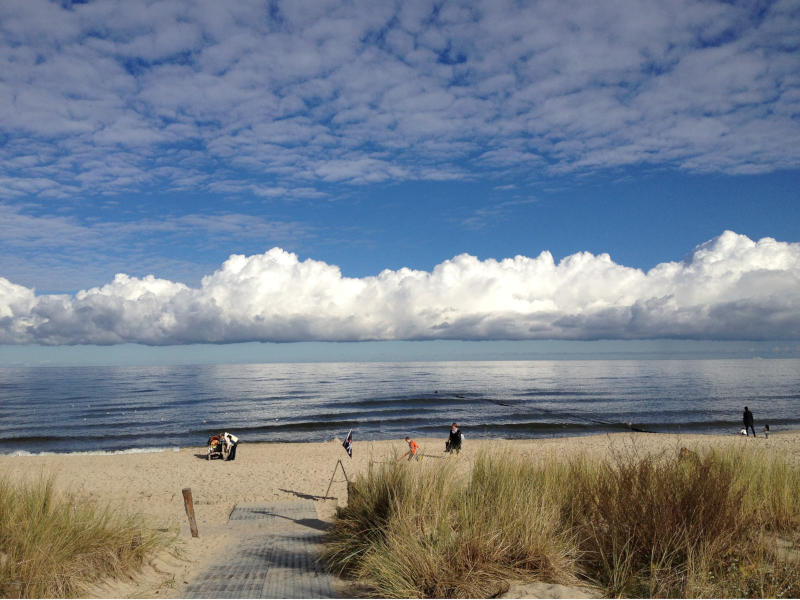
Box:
[322,444,800,598]
[0,477,171,598]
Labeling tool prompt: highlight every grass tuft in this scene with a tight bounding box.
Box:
[0,477,171,598]
[322,444,800,598]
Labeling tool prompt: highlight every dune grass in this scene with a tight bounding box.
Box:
[322,444,800,598]
[0,477,171,598]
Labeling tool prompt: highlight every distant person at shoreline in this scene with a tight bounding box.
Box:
[764,424,770,439]
[743,406,756,437]
[399,436,421,461]
[223,431,239,460]
[445,422,463,454]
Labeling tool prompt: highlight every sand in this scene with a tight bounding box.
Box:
[2,430,796,598]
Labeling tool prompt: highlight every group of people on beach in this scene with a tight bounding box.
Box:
[396,407,769,462]
[398,422,463,461]
[350,407,768,464]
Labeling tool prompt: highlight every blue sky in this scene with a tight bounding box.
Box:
[1,0,799,364]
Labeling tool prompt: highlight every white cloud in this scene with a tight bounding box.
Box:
[1,0,798,198]
[1,231,798,345]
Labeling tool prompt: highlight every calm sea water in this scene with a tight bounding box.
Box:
[1,359,798,455]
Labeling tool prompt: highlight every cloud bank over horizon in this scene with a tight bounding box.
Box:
[2,0,799,200]
[2,231,799,346]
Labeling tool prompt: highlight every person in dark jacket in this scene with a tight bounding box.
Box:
[445,422,463,454]
[743,406,756,437]
[222,431,239,460]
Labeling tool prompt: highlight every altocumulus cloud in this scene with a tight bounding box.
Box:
[1,231,799,345]
[1,0,799,198]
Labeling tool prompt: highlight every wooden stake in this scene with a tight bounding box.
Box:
[182,487,199,537]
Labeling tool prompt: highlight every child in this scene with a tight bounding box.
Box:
[399,436,421,461]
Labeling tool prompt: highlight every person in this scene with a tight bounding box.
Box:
[764,424,770,439]
[743,406,756,437]
[445,422,463,454]
[398,436,421,461]
[222,431,239,460]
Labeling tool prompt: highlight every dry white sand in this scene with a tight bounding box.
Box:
[2,430,796,598]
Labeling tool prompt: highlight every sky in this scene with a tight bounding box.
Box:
[1,0,799,365]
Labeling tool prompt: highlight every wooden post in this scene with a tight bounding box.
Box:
[182,487,199,537]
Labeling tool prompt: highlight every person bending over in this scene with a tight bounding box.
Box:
[399,436,421,461]
[222,431,239,460]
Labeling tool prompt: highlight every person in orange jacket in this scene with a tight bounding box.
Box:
[399,436,421,461]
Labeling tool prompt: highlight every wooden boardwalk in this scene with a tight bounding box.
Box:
[184,501,337,599]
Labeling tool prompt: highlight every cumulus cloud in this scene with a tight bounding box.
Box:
[1,0,799,198]
[1,231,798,345]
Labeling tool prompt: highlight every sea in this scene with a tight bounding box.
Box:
[1,359,798,455]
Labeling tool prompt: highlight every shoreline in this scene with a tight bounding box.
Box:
[2,431,798,597]
[3,426,792,458]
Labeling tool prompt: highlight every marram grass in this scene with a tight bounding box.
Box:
[322,445,800,598]
[0,477,171,598]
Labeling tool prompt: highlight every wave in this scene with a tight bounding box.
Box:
[3,446,181,457]
[3,359,799,454]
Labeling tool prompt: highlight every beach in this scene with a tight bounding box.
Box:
[2,430,797,598]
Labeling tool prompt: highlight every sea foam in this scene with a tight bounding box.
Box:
[6,446,181,457]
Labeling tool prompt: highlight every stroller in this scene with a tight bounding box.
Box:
[207,432,239,460]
